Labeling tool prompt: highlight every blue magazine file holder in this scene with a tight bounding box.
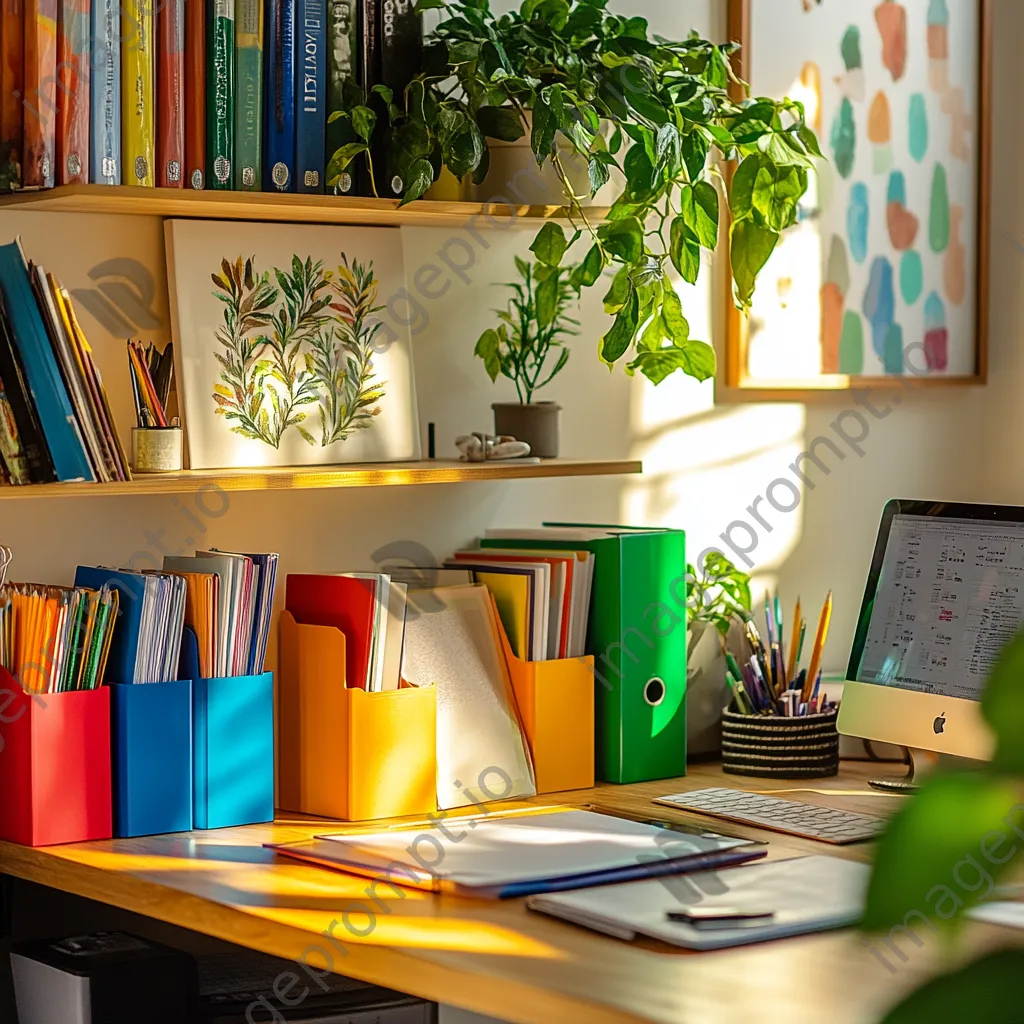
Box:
[181,629,275,830]
[110,678,194,838]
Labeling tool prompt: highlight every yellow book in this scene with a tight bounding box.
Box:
[474,572,531,662]
[122,0,155,185]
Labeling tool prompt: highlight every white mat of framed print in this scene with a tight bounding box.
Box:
[724,0,990,397]
[165,221,420,469]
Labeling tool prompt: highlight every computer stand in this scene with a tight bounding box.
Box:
[868,748,940,793]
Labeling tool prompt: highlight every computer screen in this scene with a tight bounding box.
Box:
[850,513,1024,701]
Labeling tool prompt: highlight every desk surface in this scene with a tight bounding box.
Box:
[1,761,1018,1024]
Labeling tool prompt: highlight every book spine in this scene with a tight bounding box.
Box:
[263,0,294,191]
[88,0,120,184]
[56,0,89,184]
[325,0,357,196]
[234,0,262,189]
[0,0,24,190]
[121,0,154,185]
[378,0,420,198]
[207,0,234,188]
[157,0,185,186]
[23,0,57,188]
[355,0,378,197]
[184,0,205,188]
[0,378,32,483]
[295,0,324,193]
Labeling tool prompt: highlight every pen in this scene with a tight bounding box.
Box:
[786,597,801,679]
[764,595,775,647]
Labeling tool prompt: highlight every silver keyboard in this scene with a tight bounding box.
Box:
[654,788,885,844]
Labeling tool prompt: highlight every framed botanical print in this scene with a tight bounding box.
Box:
[723,0,991,398]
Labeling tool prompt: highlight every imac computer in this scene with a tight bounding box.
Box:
[838,499,1017,790]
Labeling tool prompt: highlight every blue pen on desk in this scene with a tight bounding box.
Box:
[764,595,775,647]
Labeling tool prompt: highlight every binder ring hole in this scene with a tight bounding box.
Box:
[645,677,666,707]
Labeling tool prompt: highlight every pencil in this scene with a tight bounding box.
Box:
[803,592,832,702]
[786,597,801,679]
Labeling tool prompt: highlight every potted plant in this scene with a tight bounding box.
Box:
[474,250,579,458]
[327,0,818,388]
[686,552,753,758]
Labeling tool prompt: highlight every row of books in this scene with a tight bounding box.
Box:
[0,238,126,486]
[0,0,423,195]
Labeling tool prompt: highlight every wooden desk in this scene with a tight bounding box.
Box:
[0,762,1017,1024]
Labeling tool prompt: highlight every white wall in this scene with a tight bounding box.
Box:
[0,0,1005,682]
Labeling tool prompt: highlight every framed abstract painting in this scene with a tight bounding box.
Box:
[723,0,990,398]
[165,220,421,470]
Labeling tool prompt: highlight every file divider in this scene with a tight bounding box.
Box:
[0,668,112,846]
[495,616,596,794]
[278,611,438,821]
[181,629,275,830]
[110,679,193,838]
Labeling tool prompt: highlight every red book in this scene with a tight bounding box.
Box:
[183,0,205,188]
[0,0,24,188]
[157,0,184,186]
[56,0,89,184]
[22,0,56,187]
[285,574,377,691]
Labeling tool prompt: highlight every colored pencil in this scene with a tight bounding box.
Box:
[803,592,832,702]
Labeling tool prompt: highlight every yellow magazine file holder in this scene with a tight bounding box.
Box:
[278,611,437,821]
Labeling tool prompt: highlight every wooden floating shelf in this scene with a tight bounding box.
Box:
[0,458,642,500]
[0,185,608,228]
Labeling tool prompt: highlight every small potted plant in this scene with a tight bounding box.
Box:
[474,247,579,459]
[686,552,753,758]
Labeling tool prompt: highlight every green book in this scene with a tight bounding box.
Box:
[207,0,236,190]
[234,0,263,189]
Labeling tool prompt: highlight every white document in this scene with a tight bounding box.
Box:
[528,855,870,950]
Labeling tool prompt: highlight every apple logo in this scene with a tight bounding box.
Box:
[933,714,946,735]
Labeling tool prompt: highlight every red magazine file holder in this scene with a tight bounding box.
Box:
[0,668,112,846]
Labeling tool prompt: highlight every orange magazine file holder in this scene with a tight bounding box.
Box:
[277,611,437,822]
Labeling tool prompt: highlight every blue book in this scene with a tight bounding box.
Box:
[264,0,296,191]
[73,567,147,684]
[0,241,94,483]
[89,0,121,184]
[295,0,325,193]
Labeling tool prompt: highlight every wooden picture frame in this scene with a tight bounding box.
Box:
[721,0,991,401]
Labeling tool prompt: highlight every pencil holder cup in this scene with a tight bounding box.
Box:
[132,426,183,473]
[721,709,840,779]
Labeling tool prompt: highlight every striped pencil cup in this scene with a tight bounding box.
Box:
[721,709,840,779]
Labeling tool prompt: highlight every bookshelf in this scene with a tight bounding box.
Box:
[0,185,609,228]
[0,458,642,500]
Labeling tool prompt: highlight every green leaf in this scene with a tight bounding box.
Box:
[680,181,720,249]
[879,951,1024,1024]
[573,244,605,290]
[475,328,502,382]
[729,152,763,220]
[449,40,482,64]
[588,156,610,194]
[326,142,369,180]
[599,288,639,365]
[598,217,644,263]
[531,222,569,266]
[476,106,525,142]
[982,627,1024,773]
[350,105,376,143]
[414,0,446,9]
[797,124,823,158]
[531,99,557,165]
[862,772,1021,937]
[655,123,680,173]
[661,288,690,343]
[669,217,701,285]
[681,130,710,180]
[536,273,559,328]
[628,341,716,384]
[751,161,807,231]
[730,218,779,308]
[603,265,631,314]
[400,158,435,205]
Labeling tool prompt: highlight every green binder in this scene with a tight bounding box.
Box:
[481,525,687,784]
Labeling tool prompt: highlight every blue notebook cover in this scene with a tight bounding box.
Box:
[264,0,296,191]
[295,0,325,193]
[74,566,146,684]
[0,241,95,482]
[89,0,121,183]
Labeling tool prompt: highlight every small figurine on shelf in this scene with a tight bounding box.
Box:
[456,433,536,464]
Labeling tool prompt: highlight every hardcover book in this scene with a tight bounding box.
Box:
[295,0,325,193]
[56,0,89,184]
[121,0,155,185]
[378,0,421,198]
[325,0,357,196]
[184,0,205,188]
[263,0,295,191]
[157,0,185,186]
[88,0,120,183]
[0,0,24,189]
[207,0,235,189]
[23,0,57,188]
[234,0,263,189]
[356,0,379,196]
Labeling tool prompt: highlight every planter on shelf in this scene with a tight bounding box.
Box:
[492,402,561,459]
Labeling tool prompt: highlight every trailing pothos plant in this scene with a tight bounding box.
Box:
[327,0,819,387]
[686,551,752,636]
